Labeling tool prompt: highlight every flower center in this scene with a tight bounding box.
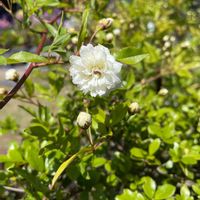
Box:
[93,69,102,77]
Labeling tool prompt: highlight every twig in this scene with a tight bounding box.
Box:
[0,12,62,110]
[63,8,83,13]
[3,186,24,193]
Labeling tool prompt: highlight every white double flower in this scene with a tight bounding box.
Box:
[69,44,122,97]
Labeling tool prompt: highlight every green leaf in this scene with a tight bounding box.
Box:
[51,152,79,188]
[110,103,128,126]
[116,47,143,59]
[118,54,148,65]
[7,149,24,163]
[92,157,107,168]
[77,8,90,50]
[130,147,147,158]
[25,146,44,172]
[115,189,134,200]
[142,177,156,199]
[116,190,145,200]
[44,23,58,37]
[51,147,92,189]
[28,124,49,138]
[143,42,160,63]
[155,184,176,199]
[116,47,148,65]
[149,139,161,155]
[18,105,36,117]
[192,184,200,195]
[180,184,190,198]
[24,79,35,97]
[181,154,200,165]
[0,48,9,54]
[0,56,7,65]
[7,51,48,64]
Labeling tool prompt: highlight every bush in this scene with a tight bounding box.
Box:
[0,0,200,199]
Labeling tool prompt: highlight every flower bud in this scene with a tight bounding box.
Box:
[97,18,113,30]
[77,112,92,129]
[113,28,121,36]
[106,33,113,42]
[181,41,190,48]
[0,88,8,96]
[164,51,170,57]
[71,36,78,44]
[165,160,173,169]
[5,69,19,82]
[15,9,23,21]
[158,88,168,96]
[68,27,76,33]
[163,35,169,41]
[170,36,176,42]
[164,41,171,48]
[128,102,140,115]
[129,23,135,29]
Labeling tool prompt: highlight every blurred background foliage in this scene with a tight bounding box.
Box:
[0,0,200,199]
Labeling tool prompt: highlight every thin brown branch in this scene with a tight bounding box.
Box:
[0,12,63,110]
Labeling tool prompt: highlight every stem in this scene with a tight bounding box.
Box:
[3,186,24,193]
[0,11,62,110]
[89,29,100,43]
[86,127,93,146]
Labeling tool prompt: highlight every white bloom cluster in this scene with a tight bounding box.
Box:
[5,69,19,82]
[69,44,122,97]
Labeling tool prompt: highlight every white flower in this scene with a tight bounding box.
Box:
[77,112,92,129]
[69,44,122,97]
[5,69,19,82]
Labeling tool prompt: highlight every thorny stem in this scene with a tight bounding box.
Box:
[0,12,62,110]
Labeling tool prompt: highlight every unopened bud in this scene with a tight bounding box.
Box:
[158,88,168,96]
[5,69,19,82]
[106,33,113,41]
[181,41,190,48]
[164,41,171,48]
[77,112,92,129]
[0,88,8,96]
[165,160,173,169]
[164,51,170,57]
[71,36,78,44]
[128,102,140,115]
[129,23,134,29]
[97,18,113,30]
[163,35,169,41]
[15,9,23,21]
[68,27,76,33]
[113,28,121,36]
[170,36,176,42]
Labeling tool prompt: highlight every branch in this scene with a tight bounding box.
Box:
[3,186,24,193]
[0,12,62,110]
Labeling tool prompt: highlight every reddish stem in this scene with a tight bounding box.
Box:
[0,12,61,110]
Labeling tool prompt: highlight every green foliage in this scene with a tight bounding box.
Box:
[0,0,200,199]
